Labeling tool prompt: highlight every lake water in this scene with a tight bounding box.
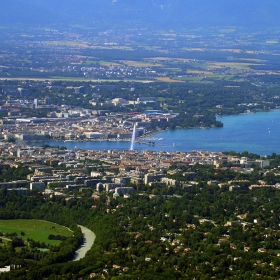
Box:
[29,110,280,156]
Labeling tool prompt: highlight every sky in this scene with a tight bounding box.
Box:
[1,0,280,29]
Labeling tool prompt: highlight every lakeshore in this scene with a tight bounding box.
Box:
[27,109,280,156]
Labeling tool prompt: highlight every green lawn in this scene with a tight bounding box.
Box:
[0,219,73,246]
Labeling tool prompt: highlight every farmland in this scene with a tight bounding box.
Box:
[1,26,280,85]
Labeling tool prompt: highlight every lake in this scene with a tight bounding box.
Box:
[29,110,280,156]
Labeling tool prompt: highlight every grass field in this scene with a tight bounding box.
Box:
[120,60,162,67]
[235,58,266,63]
[90,45,134,51]
[173,76,215,84]
[181,47,205,51]
[220,48,242,53]
[219,28,236,33]
[6,77,155,83]
[97,60,121,67]
[156,77,184,83]
[266,40,278,44]
[45,41,90,48]
[0,219,73,246]
[206,62,258,70]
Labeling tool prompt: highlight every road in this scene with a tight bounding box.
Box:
[71,225,96,262]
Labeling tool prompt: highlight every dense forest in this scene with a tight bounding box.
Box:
[0,161,279,278]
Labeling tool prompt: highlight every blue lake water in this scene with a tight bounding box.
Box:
[30,110,280,156]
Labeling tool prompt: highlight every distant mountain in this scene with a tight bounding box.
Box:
[1,0,280,29]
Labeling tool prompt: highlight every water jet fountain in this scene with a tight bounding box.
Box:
[130,124,136,151]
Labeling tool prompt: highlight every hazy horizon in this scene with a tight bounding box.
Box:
[1,0,280,30]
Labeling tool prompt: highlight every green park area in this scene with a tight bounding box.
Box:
[0,219,73,246]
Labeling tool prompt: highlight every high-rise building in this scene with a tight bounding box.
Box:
[34,99,39,108]
[44,96,52,105]
[74,86,85,94]
[18,88,29,96]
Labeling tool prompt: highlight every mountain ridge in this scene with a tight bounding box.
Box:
[1,0,280,29]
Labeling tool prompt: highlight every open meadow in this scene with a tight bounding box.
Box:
[0,219,73,246]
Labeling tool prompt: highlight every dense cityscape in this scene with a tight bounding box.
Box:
[2,0,280,279]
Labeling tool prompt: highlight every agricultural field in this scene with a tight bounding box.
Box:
[0,219,73,246]
[2,25,280,85]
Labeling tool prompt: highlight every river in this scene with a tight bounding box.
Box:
[72,225,96,262]
[27,109,280,156]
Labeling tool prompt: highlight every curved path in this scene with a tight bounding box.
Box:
[72,225,96,261]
